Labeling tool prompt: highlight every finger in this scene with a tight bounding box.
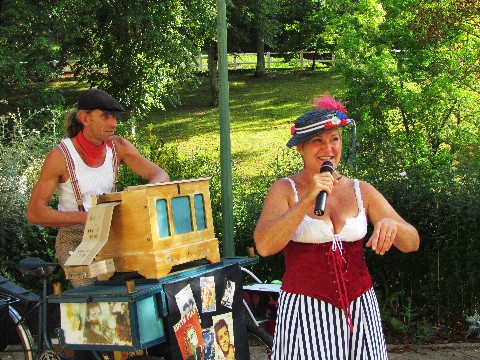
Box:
[375,230,388,254]
[365,238,372,248]
[378,231,396,255]
[368,231,380,251]
[378,236,390,255]
[315,177,333,193]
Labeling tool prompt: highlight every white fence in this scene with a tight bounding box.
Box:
[60,51,333,76]
[198,51,333,71]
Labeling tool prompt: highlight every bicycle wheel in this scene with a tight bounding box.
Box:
[2,306,35,360]
[246,317,273,360]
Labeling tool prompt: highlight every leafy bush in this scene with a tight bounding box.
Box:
[466,314,480,339]
[0,109,63,291]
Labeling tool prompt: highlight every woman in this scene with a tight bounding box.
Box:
[254,94,420,359]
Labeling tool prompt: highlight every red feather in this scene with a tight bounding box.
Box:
[314,94,347,115]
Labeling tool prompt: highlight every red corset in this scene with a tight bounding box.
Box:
[281,239,373,310]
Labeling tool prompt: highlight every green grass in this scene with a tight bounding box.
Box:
[144,69,344,179]
[4,68,344,180]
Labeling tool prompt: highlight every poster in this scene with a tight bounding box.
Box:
[173,307,204,360]
[211,312,235,360]
[60,301,132,345]
[159,263,249,360]
[200,276,216,313]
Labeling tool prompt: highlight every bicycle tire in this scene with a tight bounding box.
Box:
[2,306,35,360]
[246,317,273,360]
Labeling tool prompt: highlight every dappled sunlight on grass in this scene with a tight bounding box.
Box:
[142,69,344,179]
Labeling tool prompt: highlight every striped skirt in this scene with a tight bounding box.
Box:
[271,288,388,360]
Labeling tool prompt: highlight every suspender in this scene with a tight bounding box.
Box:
[59,140,119,212]
[109,141,119,192]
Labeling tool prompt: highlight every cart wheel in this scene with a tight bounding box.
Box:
[39,350,62,360]
[246,317,273,360]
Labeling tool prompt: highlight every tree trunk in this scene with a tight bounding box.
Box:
[207,39,219,107]
[254,36,265,78]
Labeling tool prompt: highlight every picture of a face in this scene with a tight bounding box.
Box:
[87,304,102,322]
[186,326,198,347]
[183,324,202,359]
[213,317,234,359]
[216,324,230,353]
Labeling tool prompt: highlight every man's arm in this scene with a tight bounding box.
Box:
[114,136,170,183]
[26,147,88,227]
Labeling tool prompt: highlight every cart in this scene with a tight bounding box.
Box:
[49,179,263,359]
[49,257,258,360]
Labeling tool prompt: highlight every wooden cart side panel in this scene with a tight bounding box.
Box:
[111,237,221,279]
[97,189,155,264]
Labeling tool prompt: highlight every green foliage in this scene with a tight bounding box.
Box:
[466,314,480,339]
[0,109,62,291]
[51,0,216,115]
[0,0,216,116]
[227,0,282,52]
[326,0,480,337]
[0,0,61,100]
[276,0,334,58]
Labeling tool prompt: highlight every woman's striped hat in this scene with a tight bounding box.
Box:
[287,94,354,148]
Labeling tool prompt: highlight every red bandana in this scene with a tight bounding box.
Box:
[75,131,105,167]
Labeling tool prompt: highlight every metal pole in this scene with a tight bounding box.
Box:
[216,0,235,257]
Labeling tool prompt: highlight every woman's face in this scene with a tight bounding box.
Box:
[296,129,342,170]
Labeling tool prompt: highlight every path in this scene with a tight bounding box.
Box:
[248,342,480,359]
[388,343,480,359]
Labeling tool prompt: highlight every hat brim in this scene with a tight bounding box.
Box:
[103,110,126,115]
[286,120,353,148]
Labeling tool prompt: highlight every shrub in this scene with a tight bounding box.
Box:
[0,109,63,291]
[466,314,480,339]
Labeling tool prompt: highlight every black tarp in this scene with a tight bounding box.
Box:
[152,263,249,360]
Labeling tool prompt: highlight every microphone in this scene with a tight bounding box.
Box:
[314,161,334,216]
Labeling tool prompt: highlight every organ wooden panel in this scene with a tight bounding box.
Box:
[64,178,221,280]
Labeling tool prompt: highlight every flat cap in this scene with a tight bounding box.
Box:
[77,88,125,114]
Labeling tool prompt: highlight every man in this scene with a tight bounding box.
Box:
[214,318,235,360]
[27,88,170,286]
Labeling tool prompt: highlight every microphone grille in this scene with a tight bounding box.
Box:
[320,161,334,173]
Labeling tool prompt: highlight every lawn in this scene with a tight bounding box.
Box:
[143,68,345,179]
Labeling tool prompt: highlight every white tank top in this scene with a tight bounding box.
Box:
[287,178,368,243]
[57,138,115,212]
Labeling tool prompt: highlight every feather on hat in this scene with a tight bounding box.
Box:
[286,93,354,148]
